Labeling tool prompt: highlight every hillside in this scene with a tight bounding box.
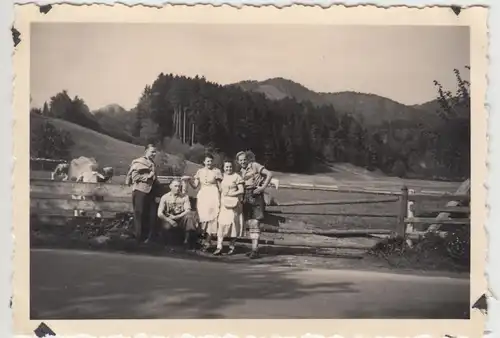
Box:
[30,113,200,175]
[236,78,325,104]
[234,78,443,127]
[92,104,140,144]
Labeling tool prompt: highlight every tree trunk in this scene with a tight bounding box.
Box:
[173,108,177,138]
[183,108,186,144]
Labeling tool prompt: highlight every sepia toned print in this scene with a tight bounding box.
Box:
[12,4,488,337]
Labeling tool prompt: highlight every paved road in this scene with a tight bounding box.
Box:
[30,249,470,319]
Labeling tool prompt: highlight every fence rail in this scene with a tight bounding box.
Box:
[30,176,471,248]
[400,185,470,237]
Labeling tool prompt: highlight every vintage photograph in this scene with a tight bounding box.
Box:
[18,5,484,330]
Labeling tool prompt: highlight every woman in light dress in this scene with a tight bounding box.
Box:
[213,160,244,256]
[185,154,222,251]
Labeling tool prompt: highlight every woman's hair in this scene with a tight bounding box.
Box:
[145,143,156,151]
[223,158,234,166]
[204,153,214,161]
[235,151,246,160]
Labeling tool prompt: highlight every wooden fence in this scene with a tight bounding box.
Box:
[267,183,470,238]
[401,186,470,239]
[30,176,470,250]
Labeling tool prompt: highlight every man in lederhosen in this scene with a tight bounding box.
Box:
[236,151,273,259]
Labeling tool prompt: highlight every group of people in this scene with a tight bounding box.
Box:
[127,144,274,259]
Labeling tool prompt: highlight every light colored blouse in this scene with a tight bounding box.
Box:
[221,173,244,196]
[195,167,223,187]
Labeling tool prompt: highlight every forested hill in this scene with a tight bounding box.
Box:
[234,78,447,128]
[130,73,469,180]
[32,71,470,181]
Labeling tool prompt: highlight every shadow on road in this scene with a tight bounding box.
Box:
[30,249,361,319]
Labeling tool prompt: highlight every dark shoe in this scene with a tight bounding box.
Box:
[248,250,260,259]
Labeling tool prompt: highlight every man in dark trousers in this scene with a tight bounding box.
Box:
[126,144,160,243]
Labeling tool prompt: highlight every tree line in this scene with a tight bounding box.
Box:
[130,71,469,180]
[30,69,470,181]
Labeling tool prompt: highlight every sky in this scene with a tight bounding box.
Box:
[30,23,470,111]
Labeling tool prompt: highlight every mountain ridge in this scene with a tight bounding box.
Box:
[93,77,444,130]
[231,77,443,127]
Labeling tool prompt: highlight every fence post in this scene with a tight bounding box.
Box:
[396,186,409,237]
[406,189,415,234]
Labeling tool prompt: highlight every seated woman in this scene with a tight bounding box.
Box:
[157,179,198,249]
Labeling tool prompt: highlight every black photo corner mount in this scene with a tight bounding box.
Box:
[34,322,56,338]
[451,5,462,17]
[39,4,53,14]
[472,293,488,313]
[11,27,21,48]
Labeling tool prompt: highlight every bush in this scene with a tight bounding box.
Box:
[368,231,469,272]
[30,119,74,160]
[155,151,187,176]
[162,138,228,169]
[185,143,206,164]
[162,137,191,157]
[391,159,407,178]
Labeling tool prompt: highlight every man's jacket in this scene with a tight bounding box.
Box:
[126,156,157,194]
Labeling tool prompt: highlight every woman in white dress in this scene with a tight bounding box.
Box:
[186,154,222,250]
[214,160,244,256]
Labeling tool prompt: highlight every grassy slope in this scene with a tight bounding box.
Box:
[31,114,201,175]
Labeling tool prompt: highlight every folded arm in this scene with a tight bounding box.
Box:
[130,165,153,184]
[260,168,273,190]
[227,183,244,197]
